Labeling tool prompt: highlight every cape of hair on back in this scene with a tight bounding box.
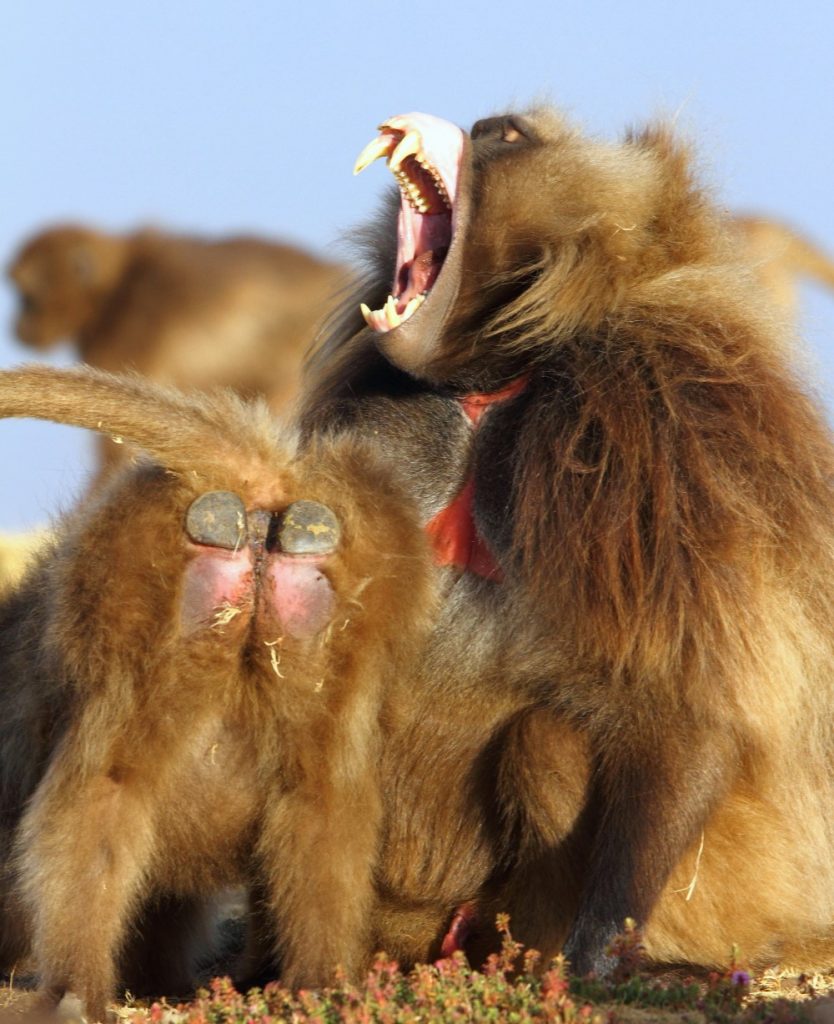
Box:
[498,120,834,668]
[304,109,834,672]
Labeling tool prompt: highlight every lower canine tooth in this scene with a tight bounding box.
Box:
[385,295,402,328]
[360,303,373,325]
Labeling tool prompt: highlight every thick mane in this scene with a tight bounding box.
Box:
[433,117,834,670]
[510,298,834,667]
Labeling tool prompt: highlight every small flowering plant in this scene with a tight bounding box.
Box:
[124,918,808,1024]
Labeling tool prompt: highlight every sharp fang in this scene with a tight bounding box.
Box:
[353,134,395,176]
[384,295,402,328]
[360,302,373,325]
[388,130,422,172]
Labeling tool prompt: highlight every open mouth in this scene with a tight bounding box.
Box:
[353,113,465,333]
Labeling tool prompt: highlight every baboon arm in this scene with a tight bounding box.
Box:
[563,716,736,975]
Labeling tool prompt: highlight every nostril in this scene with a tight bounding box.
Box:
[185,491,247,550]
[274,500,341,556]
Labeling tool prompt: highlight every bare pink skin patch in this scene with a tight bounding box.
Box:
[261,555,336,639]
[180,493,339,641]
[180,545,336,640]
[426,377,529,581]
[180,547,255,635]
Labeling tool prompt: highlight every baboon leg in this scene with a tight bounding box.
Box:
[258,758,382,988]
[21,753,157,1022]
[485,709,590,963]
[563,721,736,975]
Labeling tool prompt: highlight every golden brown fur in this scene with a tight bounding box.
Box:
[7,225,345,479]
[3,107,834,1005]
[0,366,436,1021]
[302,107,834,974]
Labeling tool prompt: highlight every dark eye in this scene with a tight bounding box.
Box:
[470,115,531,144]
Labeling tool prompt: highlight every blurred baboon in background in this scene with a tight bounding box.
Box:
[7,225,346,480]
[733,214,834,320]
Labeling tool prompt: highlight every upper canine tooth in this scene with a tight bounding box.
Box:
[389,130,422,172]
[360,302,373,325]
[354,134,396,176]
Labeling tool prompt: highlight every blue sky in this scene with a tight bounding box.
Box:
[2,0,833,529]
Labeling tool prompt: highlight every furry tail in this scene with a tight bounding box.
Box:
[0,365,283,478]
[735,216,834,290]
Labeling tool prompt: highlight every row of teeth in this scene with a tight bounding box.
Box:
[393,164,450,214]
[360,292,426,331]
[354,129,451,214]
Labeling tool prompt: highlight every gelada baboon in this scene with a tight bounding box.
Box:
[0,365,441,1021]
[300,108,834,975]
[7,225,345,479]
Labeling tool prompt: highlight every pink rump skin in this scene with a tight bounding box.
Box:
[180,545,336,640]
[180,547,254,634]
[263,556,336,639]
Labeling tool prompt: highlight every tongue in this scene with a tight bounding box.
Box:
[398,247,447,309]
[411,249,445,292]
[395,195,453,310]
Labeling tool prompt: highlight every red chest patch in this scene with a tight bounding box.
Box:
[425,376,528,581]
